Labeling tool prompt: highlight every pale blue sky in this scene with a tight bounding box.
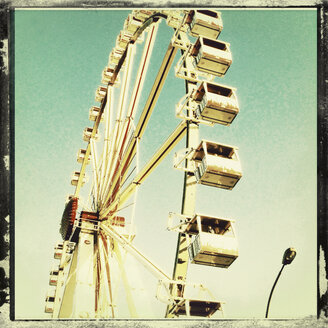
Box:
[15,9,317,319]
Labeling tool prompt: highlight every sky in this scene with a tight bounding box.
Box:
[14,8,317,320]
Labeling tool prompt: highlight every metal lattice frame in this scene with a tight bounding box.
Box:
[46,9,236,319]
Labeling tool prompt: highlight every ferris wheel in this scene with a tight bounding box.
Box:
[44,9,242,319]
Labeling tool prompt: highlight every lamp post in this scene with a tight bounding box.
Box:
[265,247,297,318]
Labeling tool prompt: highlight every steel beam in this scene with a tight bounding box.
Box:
[165,32,199,318]
[58,221,96,318]
[101,41,178,209]
[100,120,187,218]
[101,223,171,282]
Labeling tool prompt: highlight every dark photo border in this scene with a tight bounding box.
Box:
[0,1,327,327]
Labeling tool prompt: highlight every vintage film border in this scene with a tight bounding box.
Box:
[0,1,326,327]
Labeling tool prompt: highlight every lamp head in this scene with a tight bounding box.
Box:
[282,247,296,265]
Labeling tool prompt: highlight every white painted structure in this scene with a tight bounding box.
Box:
[46,9,241,319]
